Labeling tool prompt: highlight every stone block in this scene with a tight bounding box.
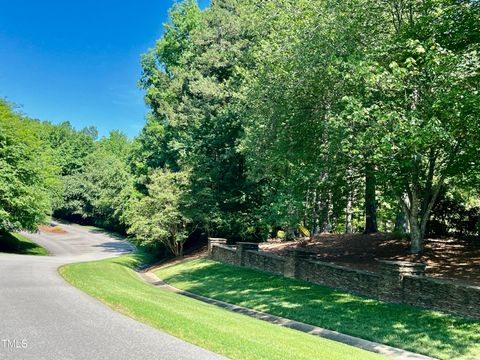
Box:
[208,238,227,255]
[236,242,259,265]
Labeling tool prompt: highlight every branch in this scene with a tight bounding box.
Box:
[188,223,199,237]
[398,194,411,218]
[420,175,445,233]
[421,148,437,216]
[405,182,413,206]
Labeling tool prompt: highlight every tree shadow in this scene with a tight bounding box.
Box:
[88,228,126,241]
[0,232,45,255]
[159,259,480,360]
[92,241,134,254]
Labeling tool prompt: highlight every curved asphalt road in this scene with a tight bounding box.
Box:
[0,222,226,360]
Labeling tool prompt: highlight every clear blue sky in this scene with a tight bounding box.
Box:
[0,0,210,138]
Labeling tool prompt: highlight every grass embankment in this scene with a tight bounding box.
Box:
[156,258,480,360]
[0,232,48,255]
[60,254,385,360]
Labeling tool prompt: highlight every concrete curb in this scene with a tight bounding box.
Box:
[138,271,437,360]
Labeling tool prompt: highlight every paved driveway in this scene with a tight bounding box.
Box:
[0,222,226,360]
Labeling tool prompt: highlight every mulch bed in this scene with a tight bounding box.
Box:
[260,233,480,286]
[38,224,68,234]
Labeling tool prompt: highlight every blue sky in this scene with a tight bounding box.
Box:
[0,0,210,138]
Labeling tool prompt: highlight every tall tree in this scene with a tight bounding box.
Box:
[138,0,267,241]
[241,0,388,234]
[0,100,60,232]
[343,0,480,252]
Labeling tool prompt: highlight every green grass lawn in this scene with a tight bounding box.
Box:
[60,254,385,360]
[156,258,480,360]
[0,232,48,255]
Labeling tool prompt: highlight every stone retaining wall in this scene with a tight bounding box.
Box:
[208,239,480,319]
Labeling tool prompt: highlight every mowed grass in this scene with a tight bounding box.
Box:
[0,232,48,255]
[60,254,385,360]
[156,258,480,360]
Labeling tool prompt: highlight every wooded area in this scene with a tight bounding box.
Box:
[1,0,479,255]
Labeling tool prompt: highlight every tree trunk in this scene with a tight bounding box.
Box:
[319,193,330,233]
[311,190,319,235]
[364,162,378,234]
[178,241,184,257]
[304,191,310,230]
[394,207,407,233]
[345,192,353,234]
[400,149,446,254]
[409,214,423,254]
[403,189,425,254]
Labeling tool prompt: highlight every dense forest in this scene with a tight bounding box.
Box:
[1,0,479,255]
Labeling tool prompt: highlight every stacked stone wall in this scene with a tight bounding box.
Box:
[208,238,480,319]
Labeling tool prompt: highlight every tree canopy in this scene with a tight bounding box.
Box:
[1,0,478,255]
[0,100,60,232]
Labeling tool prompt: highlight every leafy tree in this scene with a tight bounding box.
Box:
[241,0,387,235]
[42,121,97,176]
[349,0,480,252]
[428,187,480,236]
[0,99,60,232]
[125,169,191,256]
[3,0,477,259]
[138,0,268,241]
[54,131,133,231]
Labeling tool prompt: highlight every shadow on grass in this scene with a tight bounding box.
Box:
[0,232,47,255]
[159,259,480,360]
[109,251,160,270]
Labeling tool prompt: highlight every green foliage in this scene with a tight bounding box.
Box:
[41,121,97,176]
[240,0,387,234]
[347,0,480,250]
[3,0,478,255]
[0,99,60,232]
[133,0,479,252]
[138,0,268,242]
[240,0,480,249]
[125,169,191,256]
[52,130,133,232]
[428,187,480,236]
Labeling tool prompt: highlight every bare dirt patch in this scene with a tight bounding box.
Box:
[38,224,68,234]
[260,233,480,286]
